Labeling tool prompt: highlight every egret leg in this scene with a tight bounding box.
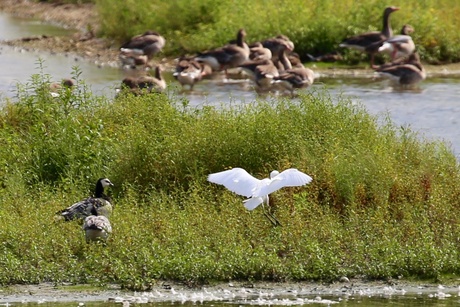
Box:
[262,196,282,227]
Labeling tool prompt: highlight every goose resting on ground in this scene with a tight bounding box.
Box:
[57,178,114,221]
[340,6,399,68]
[83,215,112,243]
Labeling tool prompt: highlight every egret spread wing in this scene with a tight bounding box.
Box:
[208,168,261,197]
[255,168,313,197]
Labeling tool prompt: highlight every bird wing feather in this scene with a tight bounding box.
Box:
[254,168,313,197]
[208,168,261,197]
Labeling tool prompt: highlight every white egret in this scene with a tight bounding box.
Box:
[208,168,312,225]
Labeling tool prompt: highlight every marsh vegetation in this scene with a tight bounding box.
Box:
[0,64,460,289]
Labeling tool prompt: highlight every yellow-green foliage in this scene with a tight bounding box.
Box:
[96,0,460,63]
[1,70,460,288]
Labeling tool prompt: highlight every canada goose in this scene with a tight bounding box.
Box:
[272,65,316,95]
[194,29,250,75]
[120,30,166,60]
[173,57,211,90]
[239,59,279,91]
[340,6,399,67]
[376,52,426,86]
[378,24,415,60]
[83,215,112,243]
[57,178,114,221]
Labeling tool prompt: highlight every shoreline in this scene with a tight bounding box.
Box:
[2,1,460,77]
[1,279,459,304]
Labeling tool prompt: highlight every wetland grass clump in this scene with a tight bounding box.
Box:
[96,0,460,63]
[1,72,460,288]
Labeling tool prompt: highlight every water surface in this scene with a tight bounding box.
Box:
[1,12,460,159]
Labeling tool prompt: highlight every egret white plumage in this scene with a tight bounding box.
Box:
[208,168,312,225]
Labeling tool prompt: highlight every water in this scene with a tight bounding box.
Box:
[1,12,460,158]
[2,283,460,306]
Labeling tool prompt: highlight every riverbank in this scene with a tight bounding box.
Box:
[0,0,120,67]
[1,279,460,304]
[2,1,460,76]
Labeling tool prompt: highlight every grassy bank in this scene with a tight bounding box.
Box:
[94,0,460,64]
[1,69,460,290]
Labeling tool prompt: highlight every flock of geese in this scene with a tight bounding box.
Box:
[53,6,426,243]
[116,5,426,96]
[56,168,313,243]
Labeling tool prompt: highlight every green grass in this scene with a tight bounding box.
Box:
[95,0,460,64]
[1,68,460,289]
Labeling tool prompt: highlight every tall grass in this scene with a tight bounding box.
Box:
[95,0,460,63]
[1,70,460,289]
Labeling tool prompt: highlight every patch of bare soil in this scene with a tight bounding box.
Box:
[0,0,119,67]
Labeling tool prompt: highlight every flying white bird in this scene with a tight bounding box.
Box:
[208,168,312,225]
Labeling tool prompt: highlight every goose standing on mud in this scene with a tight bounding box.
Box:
[340,6,399,67]
[194,29,250,76]
[375,51,426,87]
[208,168,313,226]
[57,178,114,221]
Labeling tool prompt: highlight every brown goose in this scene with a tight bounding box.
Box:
[261,35,295,57]
[119,48,149,70]
[173,57,211,90]
[376,52,426,86]
[271,40,295,71]
[239,59,279,90]
[378,24,415,60]
[340,6,399,67]
[120,31,166,60]
[120,66,166,95]
[249,42,273,61]
[272,65,315,95]
[194,29,250,75]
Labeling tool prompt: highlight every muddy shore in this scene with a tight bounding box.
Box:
[1,280,460,304]
[2,0,460,77]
